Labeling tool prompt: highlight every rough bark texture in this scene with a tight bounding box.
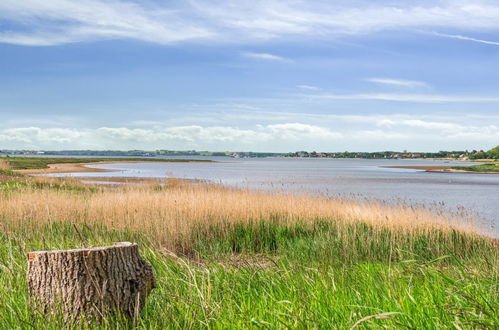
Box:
[27,242,155,319]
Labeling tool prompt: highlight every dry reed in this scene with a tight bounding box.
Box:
[0,180,481,252]
[0,158,10,171]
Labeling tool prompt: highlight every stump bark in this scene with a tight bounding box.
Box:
[27,242,155,319]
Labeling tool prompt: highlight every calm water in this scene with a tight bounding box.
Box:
[49,157,498,236]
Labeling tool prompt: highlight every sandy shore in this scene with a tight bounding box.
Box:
[15,161,136,175]
[14,161,202,185]
[383,165,499,174]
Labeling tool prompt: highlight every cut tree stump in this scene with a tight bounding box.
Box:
[27,242,155,319]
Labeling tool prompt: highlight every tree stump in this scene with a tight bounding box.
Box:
[27,242,155,319]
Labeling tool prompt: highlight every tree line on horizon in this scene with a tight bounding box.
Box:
[1,146,498,159]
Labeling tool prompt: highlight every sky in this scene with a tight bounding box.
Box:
[0,0,499,152]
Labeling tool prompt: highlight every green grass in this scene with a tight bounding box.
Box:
[0,169,22,177]
[0,180,497,328]
[0,179,98,193]
[0,221,497,328]
[1,156,213,170]
[451,163,499,173]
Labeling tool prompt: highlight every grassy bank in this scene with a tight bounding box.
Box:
[1,222,497,329]
[0,161,497,328]
[451,163,499,173]
[1,156,212,170]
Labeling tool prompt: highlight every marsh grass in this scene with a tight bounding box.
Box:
[0,158,19,178]
[452,163,499,172]
[0,181,480,246]
[0,178,497,328]
[0,158,10,171]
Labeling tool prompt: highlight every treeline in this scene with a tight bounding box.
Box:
[1,150,155,157]
[288,151,396,158]
[466,146,499,159]
[2,146,497,159]
[287,145,499,159]
[0,149,285,158]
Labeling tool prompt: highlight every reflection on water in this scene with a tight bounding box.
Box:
[49,157,499,236]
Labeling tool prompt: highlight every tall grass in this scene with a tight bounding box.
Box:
[0,158,10,171]
[0,181,486,257]
[0,178,497,328]
[0,222,497,328]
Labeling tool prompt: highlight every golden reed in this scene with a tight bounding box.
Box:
[0,178,481,251]
[0,159,10,171]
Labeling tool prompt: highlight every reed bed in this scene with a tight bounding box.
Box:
[0,180,492,260]
[0,158,10,171]
[0,180,472,230]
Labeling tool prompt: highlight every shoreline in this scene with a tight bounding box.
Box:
[383,165,499,174]
[14,158,216,175]
[15,161,204,185]
[15,161,133,175]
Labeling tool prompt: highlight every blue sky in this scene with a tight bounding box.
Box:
[0,0,498,152]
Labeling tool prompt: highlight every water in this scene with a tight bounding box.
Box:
[48,157,498,236]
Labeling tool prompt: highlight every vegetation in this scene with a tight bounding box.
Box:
[3,145,498,160]
[451,163,499,173]
[288,145,499,160]
[1,156,212,170]
[466,145,499,160]
[0,160,497,328]
[0,149,285,158]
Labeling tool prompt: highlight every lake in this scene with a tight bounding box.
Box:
[49,157,499,237]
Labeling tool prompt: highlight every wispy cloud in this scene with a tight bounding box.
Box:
[367,78,429,88]
[192,0,499,39]
[433,32,499,46]
[242,52,289,61]
[2,1,499,46]
[296,85,321,91]
[312,93,499,103]
[0,0,214,46]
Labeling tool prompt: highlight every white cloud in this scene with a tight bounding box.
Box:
[242,52,288,61]
[1,116,497,151]
[191,0,499,39]
[400,119,462,131]
[313,93,499,103]
[296,85,321,91]
[367,78,429,88]
[432,32,499,46]
[264,123,341,140]
[0,127,83,145]
[0,0,214,46]
[2,0,499,46]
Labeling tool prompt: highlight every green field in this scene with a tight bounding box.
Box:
[1,156,212,170]
[451,163,499,173]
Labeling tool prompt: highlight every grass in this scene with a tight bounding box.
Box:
[0,169,497,328]
[0,158,20,177]
[1,156,213,170]
[451,163,499,173]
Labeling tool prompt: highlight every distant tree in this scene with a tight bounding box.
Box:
[488,146,499,159]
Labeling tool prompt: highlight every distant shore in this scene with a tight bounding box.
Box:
[383,165,499,174]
